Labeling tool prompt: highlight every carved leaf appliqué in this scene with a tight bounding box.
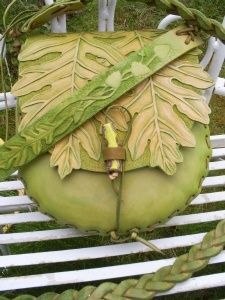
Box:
[12,32,213,177]
[127,59,212,175]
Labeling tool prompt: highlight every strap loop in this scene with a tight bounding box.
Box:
[103,147,126,161]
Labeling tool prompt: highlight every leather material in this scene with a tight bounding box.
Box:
[21,123,211,234]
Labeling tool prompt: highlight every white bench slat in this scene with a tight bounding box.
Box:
[0,228,92,244]
[210,135,225,148]
[0,232,206,268]
[209,160,225,171]
[192,191,225,205]
[202,175,225,188]
[158,272,225,296]
[1,250,225,292]
[0,212,52,225]
[0,180,24,191]
[160,210,225,227]
[212,148,225,158]
[0,195,33,207]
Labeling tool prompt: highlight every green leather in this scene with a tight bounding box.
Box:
[21,123,211,234]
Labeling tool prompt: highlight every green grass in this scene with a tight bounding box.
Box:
[0,0,225,299]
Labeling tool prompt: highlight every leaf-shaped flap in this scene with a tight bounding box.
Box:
[13,30,213,177]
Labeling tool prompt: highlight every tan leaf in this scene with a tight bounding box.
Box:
[127,59,213,175]
[75,120,101,160]
[50,134,81,179]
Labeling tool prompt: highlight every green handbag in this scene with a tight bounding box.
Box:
[1,0,225,298]
[0,0,218,244]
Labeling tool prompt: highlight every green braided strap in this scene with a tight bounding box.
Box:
[13,0,225,42]
[154,0,225,41]
[1,219,225,299]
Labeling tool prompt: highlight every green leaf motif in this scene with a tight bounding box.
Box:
[154,44,171,59]
[105,71,122,89]
[131,62,150,76]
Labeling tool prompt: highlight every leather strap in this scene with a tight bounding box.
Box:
[103,147,126,161]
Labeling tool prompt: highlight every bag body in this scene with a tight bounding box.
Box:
[13,29,213,236]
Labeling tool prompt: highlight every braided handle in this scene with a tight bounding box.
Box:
[154,0,225,41]
[2,219,225,299]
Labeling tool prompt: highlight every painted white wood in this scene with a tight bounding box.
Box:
[0,212,52,225]
[202,175,225,188]
[1,250,225,292]
[0,92,17,110]
[0,228,92,244]
[200,38,219,68]
[98,0,117,32]
[211,135,225,148]
[192,191,225,205]
[212,148,225,158]
[215,77,225,97]
[209,160,225,171]
[158,272,225,296]
[0,180,24,191]
[204,17,225,102]
[157,14,182,29]
[0,232,209,268]
[159,210,225,227]
[0,34,6,58]
[0,195,33,207]
[44,0,67,33]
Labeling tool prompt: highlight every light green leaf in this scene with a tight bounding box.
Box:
[105,71,122,89]
[131,62,150,76]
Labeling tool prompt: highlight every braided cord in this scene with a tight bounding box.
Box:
[1,219,225,299]
[154,0,225,41]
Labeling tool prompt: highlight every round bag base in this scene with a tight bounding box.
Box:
[21,123,211,235]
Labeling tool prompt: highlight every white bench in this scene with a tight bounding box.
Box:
[0,0,225,297]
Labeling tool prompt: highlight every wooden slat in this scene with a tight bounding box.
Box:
[209,160,225,171]
[1,250,225,292]
[192,191,225,205]
[0,212,52,225]
[202,175,225,188]
[0,228,91,244]
[210,135,225,148]
[0,180,24,191]
[158,272,225,296]
[160,210,225,227]
[212,148,225,158]
[0,232,207,268]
